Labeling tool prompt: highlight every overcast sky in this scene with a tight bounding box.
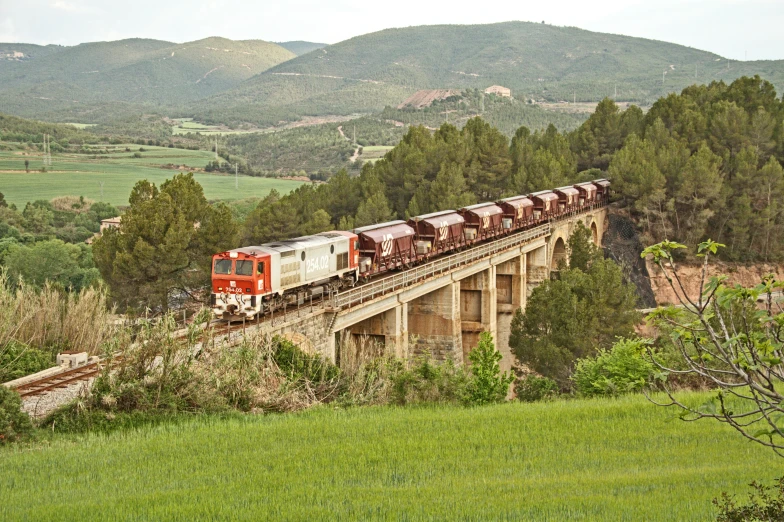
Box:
[0,0,781,61]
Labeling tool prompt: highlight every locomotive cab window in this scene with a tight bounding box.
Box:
[257,262,264,275]
[235,260,253,276]
[214,259,232,275]
[301,252,306,261]
[354,240,359,250]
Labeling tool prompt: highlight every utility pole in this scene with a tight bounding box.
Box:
[214,137,218,160]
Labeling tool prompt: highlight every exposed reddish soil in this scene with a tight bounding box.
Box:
[646,259,784,306]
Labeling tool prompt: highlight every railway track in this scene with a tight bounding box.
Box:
[12,360,105,398]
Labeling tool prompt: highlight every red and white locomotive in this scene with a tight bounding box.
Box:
[211,179,610,320]
[211,231,359,319]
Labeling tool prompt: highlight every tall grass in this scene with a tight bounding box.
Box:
[0,394,776,521]
[0,273,115,379]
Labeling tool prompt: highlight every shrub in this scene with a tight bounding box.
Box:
[572,338,654,397]
[391,353,468,406]
[132,152,142,158]
[465,332,513,406]
[0,340,53,382]
[714,476,784,522]
[515,374,559,402]
[0,385,33,444]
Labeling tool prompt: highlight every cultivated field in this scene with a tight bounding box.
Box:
[0,393,776,520]
[0,147,304,206]
[360,145,394,164]
[171,118,259,136]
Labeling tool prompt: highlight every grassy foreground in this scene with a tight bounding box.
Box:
[0,147,304,206]
[1,394,778,521]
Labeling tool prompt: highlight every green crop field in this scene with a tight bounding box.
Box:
[171,118,261,136]
[0,394,777,521]
[0,147,304,206]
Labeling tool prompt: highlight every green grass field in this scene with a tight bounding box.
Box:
[0,394,778,521]
[171,118,259,136]
[0,147,304,206]
[360,145,393,164]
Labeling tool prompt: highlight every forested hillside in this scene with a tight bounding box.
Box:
[0,37,295,120]
[234,76,784,263]
[192,22,784,126]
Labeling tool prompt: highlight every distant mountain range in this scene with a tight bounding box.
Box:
[1,22,783,127]
[0,37,295,120]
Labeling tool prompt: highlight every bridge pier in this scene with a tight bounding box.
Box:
[459,266,497,363]
[526,244,549,298]
[408,282,462,362]
[346,304,408,358]
[495,255,525,372]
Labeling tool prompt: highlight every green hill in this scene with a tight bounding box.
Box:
[275,41,327,56]
[0,37,295,121]
[192,21,784,126]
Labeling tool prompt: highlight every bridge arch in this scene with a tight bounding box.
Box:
[551,237,567,270]
[591,222,599,246]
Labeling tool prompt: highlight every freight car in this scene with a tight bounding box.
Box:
[574,182,598,206]
[529,190,560,220]
[497,195,534,230]
[459,203,504,242]
[211,179,610,319]
[554,186,581,214]
[408,210,466,259]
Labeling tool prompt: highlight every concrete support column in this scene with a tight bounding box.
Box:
[483,264,497,341]
[460,266,497,362]
[494,255,525,373]
[392,302,408,359]
[407,282,462,362]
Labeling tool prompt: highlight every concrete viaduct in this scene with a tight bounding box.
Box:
[253,207,607,372]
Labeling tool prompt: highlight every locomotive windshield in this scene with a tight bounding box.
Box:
[235,260,253,276]
[214,259,232,275]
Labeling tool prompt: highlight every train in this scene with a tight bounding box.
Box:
[210,179,610,320]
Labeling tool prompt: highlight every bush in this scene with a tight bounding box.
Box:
[132,152,142,158]
[0,385,33,444]
[515,374,559,402]
[0,340,54,382]
[714,476,784,522]
[572,338,654,397]
[465,332,513,406]
[391,353,468,406]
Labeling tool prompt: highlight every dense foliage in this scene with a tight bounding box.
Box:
[572,338,655,397]
[92,173,238,311]
[0,385,32,444]
[608,76,784,260]
[510,225,640,390]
